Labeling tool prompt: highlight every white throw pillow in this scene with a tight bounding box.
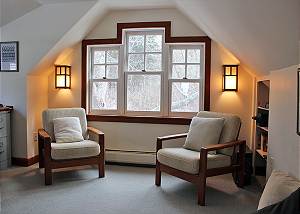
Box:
[53,117,84,143]
[183,117,225,152]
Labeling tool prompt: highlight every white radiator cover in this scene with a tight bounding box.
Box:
[88,121,189,165]
[106,150,156,165]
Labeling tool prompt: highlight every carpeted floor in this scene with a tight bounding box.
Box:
[0,164,261,214]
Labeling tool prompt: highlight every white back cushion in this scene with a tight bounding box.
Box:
[183,117,225,152]
[42,108,88,141]
[196,111,241,155]
[53,117,84,143]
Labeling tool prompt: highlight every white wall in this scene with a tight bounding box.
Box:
[26,75,48,158]
[0,1,96,158]
[268,65,300,179]
[48,8,255,163]
[48,44,82,108]
[86,8,207,39]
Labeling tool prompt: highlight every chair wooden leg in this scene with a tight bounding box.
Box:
[237,165,245,188]
[198,173,206,206]
[98,161,105,178]
[45,166,52,185]
[155,162,161,186]
[38,138,44,168]
[98,164,104,178]
[237,143,245,188]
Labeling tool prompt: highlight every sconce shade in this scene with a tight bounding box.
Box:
[55,65,71,89]
[223,65,238,91]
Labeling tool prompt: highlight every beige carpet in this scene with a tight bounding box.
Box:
[0,164,261,214]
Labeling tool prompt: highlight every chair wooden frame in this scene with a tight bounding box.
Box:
[38,126,105,185]
[155,133,245,206]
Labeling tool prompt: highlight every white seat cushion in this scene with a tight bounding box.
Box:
[157,148,231,174]
[51,140,100,160]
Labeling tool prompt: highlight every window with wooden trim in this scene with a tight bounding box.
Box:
[90,47,120,114]
[87,29,205,117]
[169,45,204,116]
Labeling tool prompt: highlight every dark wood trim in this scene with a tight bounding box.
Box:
[50,157,100,169]
[87,114,192,125]
[106,161,155,168]
[0,106,13,112]
[204,39,211,110]
[12,155,39,167]
[81,21,211,119]
[297,68,300,136]
[81,43,87,110]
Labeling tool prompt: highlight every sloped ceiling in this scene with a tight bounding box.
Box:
[175,0,300,74]
[2,0,299,75]
[0,0,41,27]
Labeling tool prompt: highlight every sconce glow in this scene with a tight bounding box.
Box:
[55,65,71,89]
[223,65,238,91]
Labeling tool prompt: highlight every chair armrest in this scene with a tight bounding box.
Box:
[199,140,246,172]
[156,133,188,152]
[201,140,246,152]
[87,126,104,136]
[157,133,188,141]
[38,129,51,141]
[38,129,52,162]
[87,127,105,154]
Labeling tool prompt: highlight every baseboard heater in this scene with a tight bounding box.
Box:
[105,149,156,165]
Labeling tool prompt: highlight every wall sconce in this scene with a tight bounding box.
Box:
[55,65,71,89]
[223,65,239,91]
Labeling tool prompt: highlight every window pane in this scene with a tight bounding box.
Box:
[187,65,200,79]
[187,49,200,63]
[172,65,185,79]
[128,35,144,53]
[145,53,162,71]
[107,50,118,64]
[127,75,161,111]
[92,82,117,110]
[128,54,144,71]
[94,51,105,64]
[107,65,118,79]
[172,49,185,63]
[145,35,162,52]
[93,65,105,79]
[171,82,199,112]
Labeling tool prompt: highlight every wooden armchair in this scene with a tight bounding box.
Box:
[155,111,245,206]
[38,108,105,185]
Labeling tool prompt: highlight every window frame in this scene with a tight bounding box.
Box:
[168,44,205,117]
[81,21,211,124]
[124,29,165,116]
[89,45,123,115]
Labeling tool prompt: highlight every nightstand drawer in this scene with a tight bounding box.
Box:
[0,113,9,137]
[0,114,5,128]
[0,137,10,161]
[0,125,8,137]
